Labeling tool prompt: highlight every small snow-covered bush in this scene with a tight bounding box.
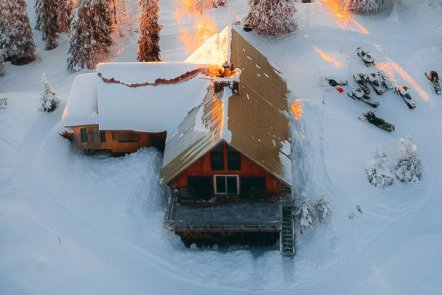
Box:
[0,97,7,110]
[295,197,314,230]
[346,0,385,14]
[294,196,331,230]
[315,197,331,224]
[38,74,59,112]
[366,149,394,188]
[394,136,422,183]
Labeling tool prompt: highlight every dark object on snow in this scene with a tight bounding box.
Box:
[353,73,370,94]
[59,130,73,141]
[243,24,253,32]
[367,72,390,95]
[425,71,441,95]
[324,77,348,87]
[356,47,374,66]
[394,86,416,109]
[348,88,379,108]
[363,111,395,132]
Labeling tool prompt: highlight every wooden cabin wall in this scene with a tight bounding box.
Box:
[70,125,166,153]
[173,145,287,195]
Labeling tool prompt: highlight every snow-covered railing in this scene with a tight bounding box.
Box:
[166,221,282,233]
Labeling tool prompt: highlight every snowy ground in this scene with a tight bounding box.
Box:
[1,0,442,294]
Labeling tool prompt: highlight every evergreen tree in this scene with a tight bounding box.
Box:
[395,136,422,183]
[0,44,6,76]
[366,149,394,188]
[246,0,296,36]
[346,0,385,14]
[56,0,74,33]
[295,197,314,230]
[0,56,4,77]
[36,0,58,50]
[315,197,331,224]
[0,0,36,65]
[35,0,42,30]
[67,0,113,72]
[39,74,59,112]
[137,0,161,62]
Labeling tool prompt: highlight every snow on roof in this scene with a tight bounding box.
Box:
[96,63,211,133]
[62,73,98,127]
[96,62,204,85]
[161,28,293,187]
[185,26,231,66]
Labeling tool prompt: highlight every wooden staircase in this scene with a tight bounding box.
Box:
[280,201,295,257]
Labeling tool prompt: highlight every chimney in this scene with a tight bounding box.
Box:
[223,61,231,77]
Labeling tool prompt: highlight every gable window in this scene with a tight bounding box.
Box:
[227,145,241,170]
[214,175,239,195]
[80,128,88,142]
[210,143,224,170]
[100,131,106,143]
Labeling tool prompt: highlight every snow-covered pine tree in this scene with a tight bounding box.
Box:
[36,0,58,50]
[246,0,296,36]
[39,74,59,112]
[67,0,113,72]
[56,0,74,33]
[193,0,215,13]
[315,197,331,224]
[35,0,42,30]
[394,136,422,183]
[366,149,394,188]
[294,197,315,230]
[0,0,36,65]
[0,56,4,77]
[109,0,118,30]
[346,0,385,14]
[137,0,161,62]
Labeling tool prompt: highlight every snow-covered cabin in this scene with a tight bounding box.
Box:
[63,27,294,253]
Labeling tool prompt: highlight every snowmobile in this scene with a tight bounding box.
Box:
[348,88,379,108]
[353,73,370,94]
[356,47,375,66]
[362,111,395,132]
[425,71,441,95]
[367,72,387,95]
[394,85,416,109]
[324,77,348,87]
[378,71,394,90]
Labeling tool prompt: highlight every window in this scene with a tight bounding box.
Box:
[214,175,239,195]
[80,128,88,143]
[100,131,106,143]
[227,145,241,170]
[111,131,140,142]
[210,143,224,170]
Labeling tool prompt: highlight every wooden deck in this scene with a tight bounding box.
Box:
[165,193,285,233]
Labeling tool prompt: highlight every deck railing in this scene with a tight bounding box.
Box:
[164,191,286,233]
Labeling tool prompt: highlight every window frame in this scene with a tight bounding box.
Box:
[100,130,106,143]
[213,175,239,195]
[80,128,88,143]
[210,143,225,171]
[226,145,241,170]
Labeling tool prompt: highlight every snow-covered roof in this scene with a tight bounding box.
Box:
[185,26,231,66]
[96,62,211,133]
[161,28,293,186]
[62,73,98,127]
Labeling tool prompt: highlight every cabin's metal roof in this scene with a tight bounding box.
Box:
[160,28,292,186]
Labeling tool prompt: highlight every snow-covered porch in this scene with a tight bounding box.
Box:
[165,194,289,233]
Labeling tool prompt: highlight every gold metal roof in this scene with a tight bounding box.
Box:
[161,28,292,186]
